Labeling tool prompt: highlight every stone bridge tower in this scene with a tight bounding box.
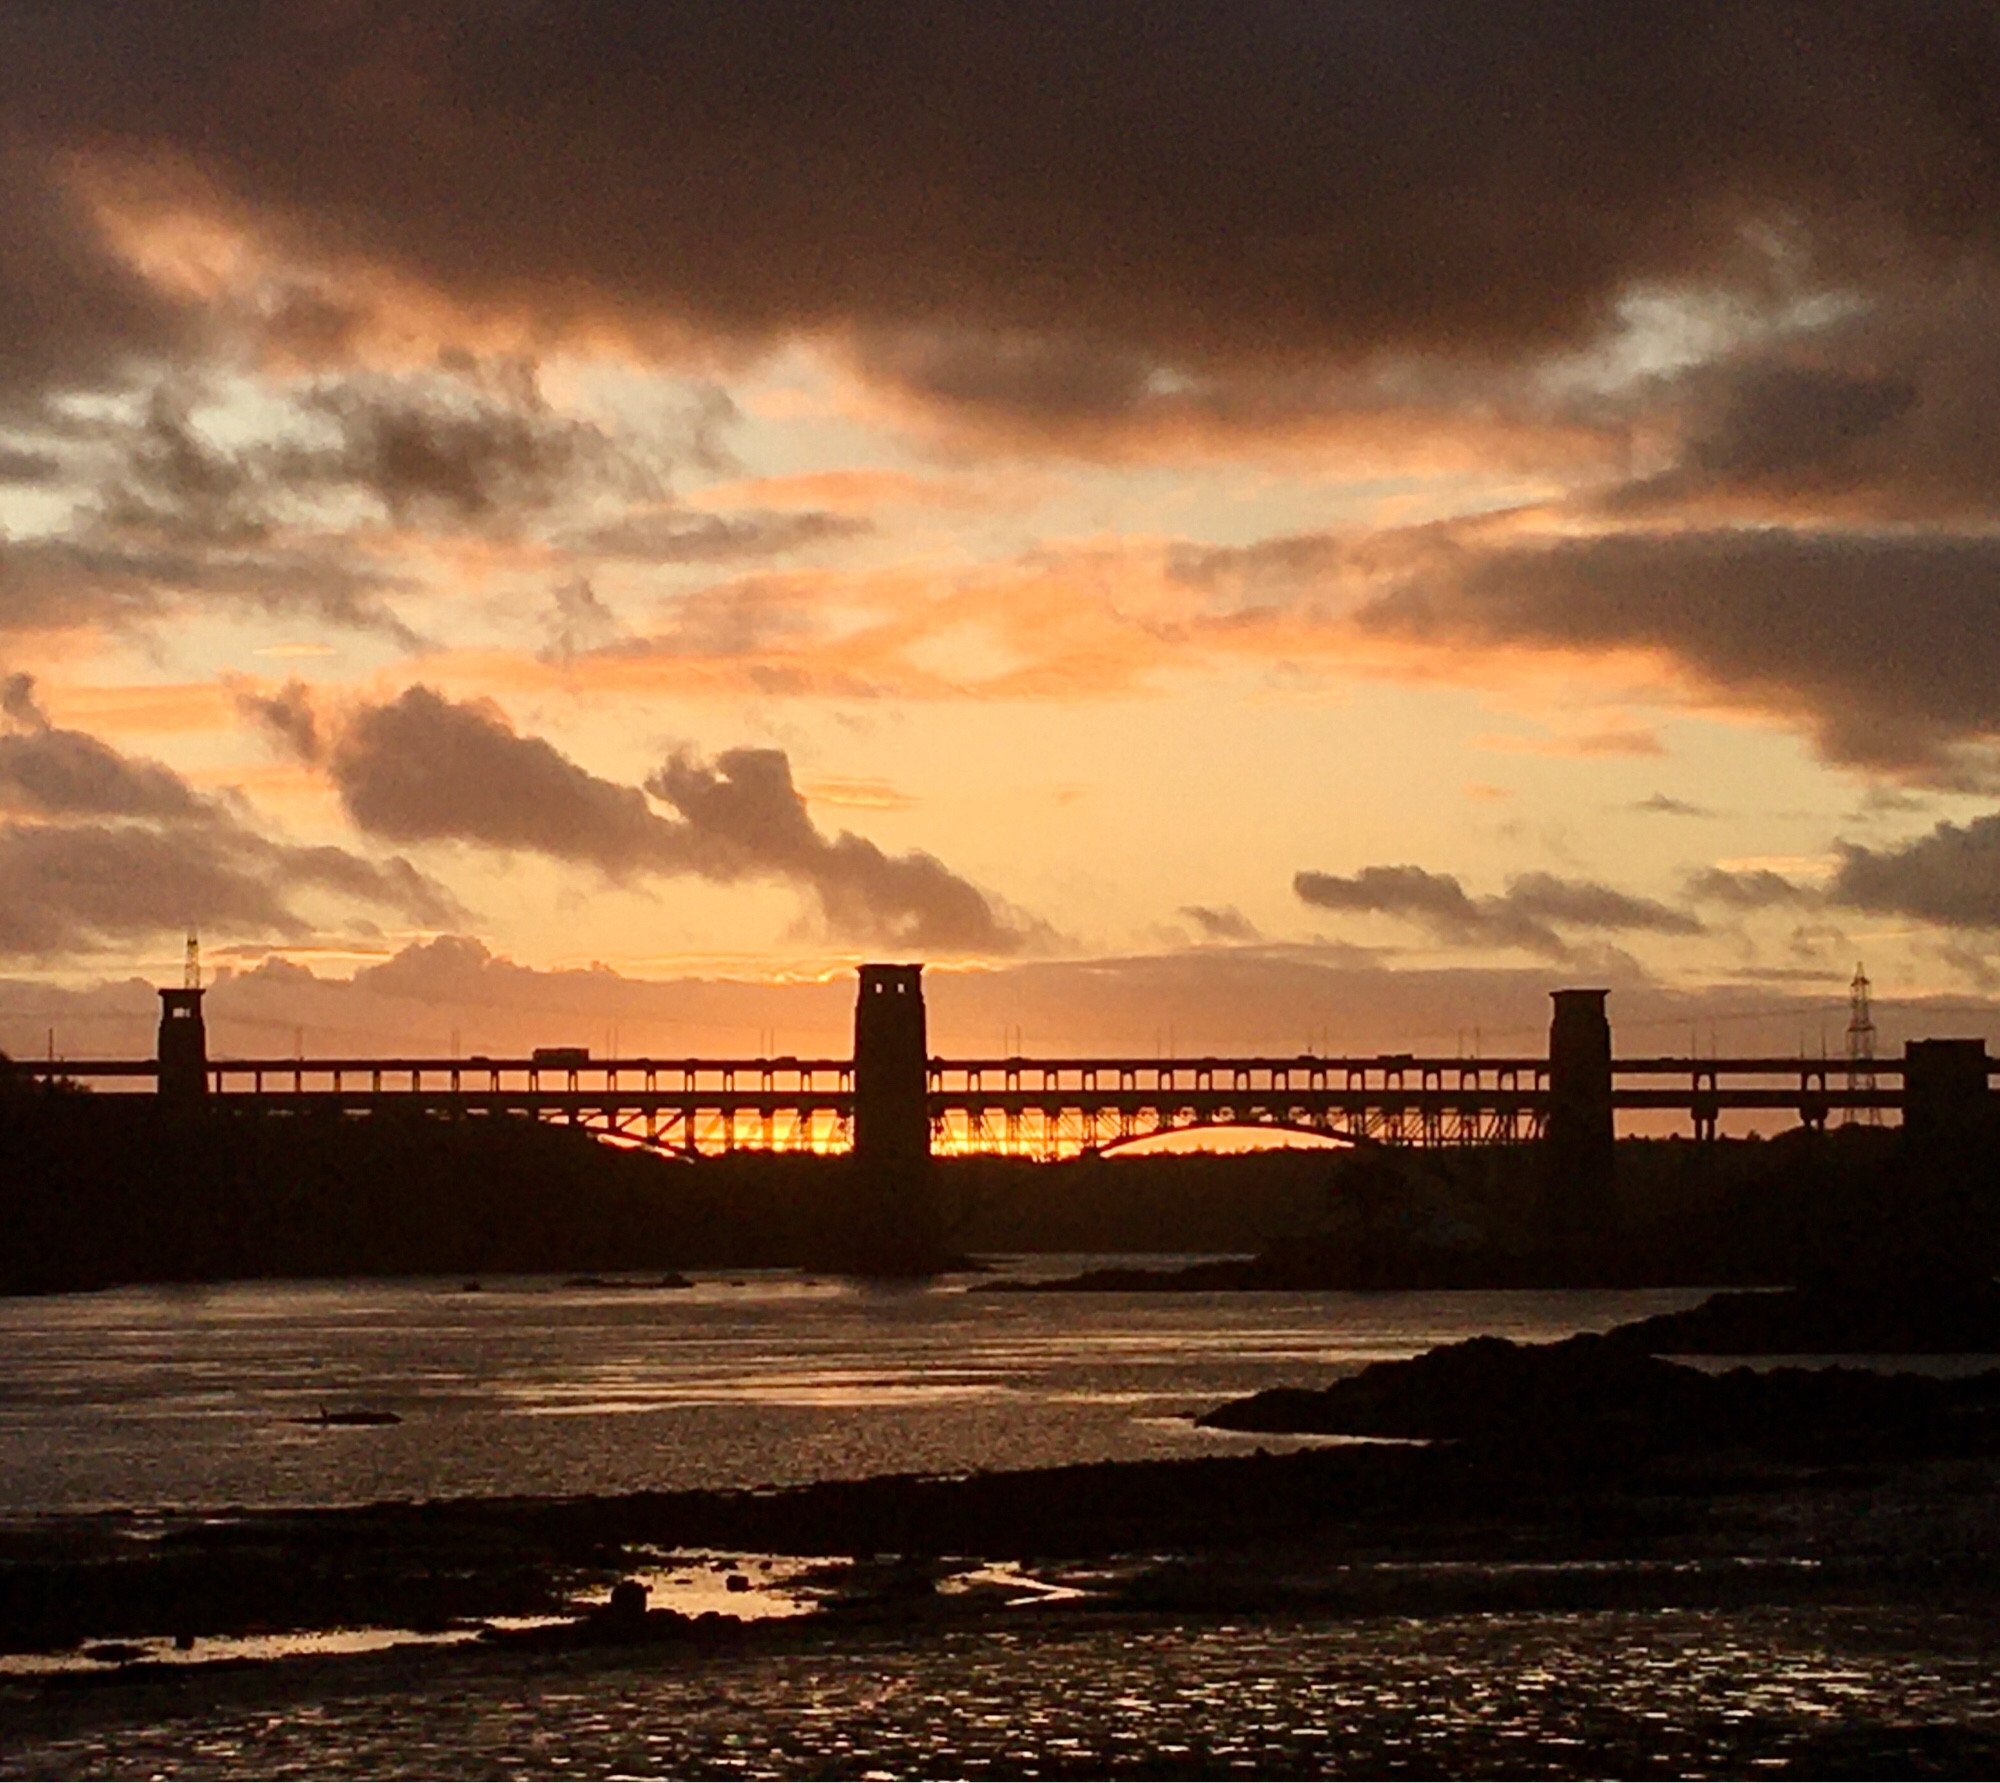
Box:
[1544,988,1613,1255]
[854,963,930,1165]
[156,987,208,1101]
[847,963,942,1273]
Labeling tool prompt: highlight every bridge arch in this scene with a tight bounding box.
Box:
[1085,1115,1390,1157]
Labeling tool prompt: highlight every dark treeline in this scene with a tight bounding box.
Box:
[1,1081,1993,1295]
[982,1125,1995,1292]
[0,1091,1339,1294]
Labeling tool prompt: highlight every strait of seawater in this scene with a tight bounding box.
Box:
[0,1262,1708,1514]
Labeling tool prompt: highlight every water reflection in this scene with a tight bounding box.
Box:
[0,1265,1707,1514]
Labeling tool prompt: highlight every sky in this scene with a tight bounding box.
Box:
[7,3,2000,1066]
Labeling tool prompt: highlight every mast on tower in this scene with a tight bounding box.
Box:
[1845,961,1879,1125]
[157,927,209,1101]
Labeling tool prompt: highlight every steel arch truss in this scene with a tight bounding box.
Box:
[928,1058,1550,1160]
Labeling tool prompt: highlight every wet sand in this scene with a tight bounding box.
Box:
[4,1425,2000,1776]
[8,1601,2000,1778]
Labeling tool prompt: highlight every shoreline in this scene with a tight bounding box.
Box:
[6,1384,1999,1651]
[8,1433,2000,1782]
[10,1283,2000,1773]
[9,1280,2000,1661]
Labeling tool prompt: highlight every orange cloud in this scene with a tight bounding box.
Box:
[41,681,239,737]
[388,529,1710,735]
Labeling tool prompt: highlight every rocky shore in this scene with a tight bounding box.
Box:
[1599,1276,2000,1355]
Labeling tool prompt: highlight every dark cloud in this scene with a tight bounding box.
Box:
[1633,794,1715,817]
[1310,280,2000,775]
[1355,526,2000,784]
[1831,813,2000,928]
[1298,864,1557,955]
[332,687,672,874]
[1180,904,1261,944]
[0,683,213,831]
[0,145,194,413]
[0,822,304,956]
[1616,281,2000,525]
[847,323,1627,450]
[330,686,1037,953]
[0,725,204,820]
[4,361,707,643]
[0,536,164,636]
[1,674,48,730]
[6,5,2000,419]
[0,523,411,641]
[562,509,869,564]
[539,577,623,668]
[1685,867,1820,910]
[0,705,459,958]
[1294,863,1699,958]
[1503,872,1702,936]
[234,679,322,764]
[0,820,455,958]
[96,387,277,547]
[273,843,456,925]
[853,330,1164,433]
[1690,824,2000,935]
[1661,365,1921,502]
[98,368,655,543]
[296,367,657,526]
[647,746,1037,954]
[0,445,61,484]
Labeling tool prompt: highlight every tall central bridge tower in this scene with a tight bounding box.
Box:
[1544,987,1613,1251]
[847,962,943,1272]
[853,963,929,1165]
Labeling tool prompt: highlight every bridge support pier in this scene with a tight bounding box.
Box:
[1892,1038,1998,1281]
[844,963,943,1274]
[156,986,208,1102]
[1543,989,1614,1257]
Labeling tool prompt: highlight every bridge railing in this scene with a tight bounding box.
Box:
[2,1050,1938,1086]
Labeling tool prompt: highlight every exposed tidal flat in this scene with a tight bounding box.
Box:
[11,1607,2000,1779]
[6,1266,2000,1777]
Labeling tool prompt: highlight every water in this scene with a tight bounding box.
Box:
[0,1263,1708,1514]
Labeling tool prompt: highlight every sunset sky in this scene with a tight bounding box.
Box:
[7,4,2000,1062]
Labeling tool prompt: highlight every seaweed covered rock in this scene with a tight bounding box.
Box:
[1197,1331,2000,1460]
[1604,1279,2000,1357]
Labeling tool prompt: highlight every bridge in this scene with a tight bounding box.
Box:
[8,967,1991,1166]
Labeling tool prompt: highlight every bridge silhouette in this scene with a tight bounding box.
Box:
[11,963,1986,1163]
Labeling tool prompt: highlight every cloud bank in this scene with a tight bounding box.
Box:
[1295,863,1700,960]
[328,686,1038,954]
[0,676,458,958]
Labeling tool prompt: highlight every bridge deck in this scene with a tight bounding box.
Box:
[3,1050,1918,1155]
